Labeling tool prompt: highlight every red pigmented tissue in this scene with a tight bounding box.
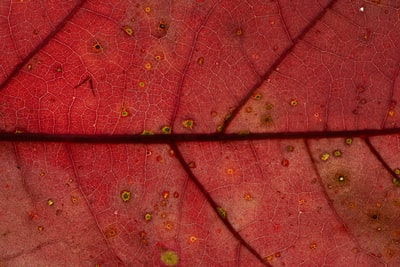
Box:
[0,0,400,266]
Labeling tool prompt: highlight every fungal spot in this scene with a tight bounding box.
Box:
[253,93,261,100]
[197,57,204,65]
[173,192,179,198]
[154,54,163,61]
[145,63,152,70]
[71,196,78,204]
[144,212,152,221]
[345,138,353,145]
[286,145,294,152]
[265,255,273,262]
[104,227,118,238]
[265,102,274,110]
[333,150,342,157]
[392,177,400,186]
[161,126,172,134]
[37,226,44,232]
[144,6,151,13]
[395,168,400,175]
[281,159,289,167]
[235,28,242,36]
[47,199,54,206]
[162,191,169,199]
[260,115,273,127]
[320,152,330,161]
[310,243,317,249]
[92,42,103,53]
[121,107,129,117]
[371,214,378,220]
[138,81,145,88]
[141,130,154,135]
[182,119,194,129]
[244,193,252,201]
[217,207,227,219]
[290,99,298,107]
[156,20,169,37]
[188,161,196,168]
[246,107,252,113]
[122,25,133,36]
[120,190,131,202]
[160,250,179,266]
[217,125,223,132]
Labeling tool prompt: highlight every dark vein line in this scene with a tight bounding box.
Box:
[220,0,338,132]
[169,142,271,267]
[0,0,87,91]
[1,128,399,143]
[364,137,399,180]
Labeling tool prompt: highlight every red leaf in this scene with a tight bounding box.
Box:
[1,0,400,266]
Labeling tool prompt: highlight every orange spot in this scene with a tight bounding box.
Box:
[37,226,44,232]
[144,63,152,70]
[246,107,252,113]
[197,57,204,65]
[71,196,78,204]
[164,221,173,230]
[189,235,197,243]
[92,42,103,53]
[299,199,305,204]
[104,227,118,238]
[310,243,317,249]
[244,193,252,201]
[162,191,169,199]
[236,28,242,36]
[226,168,234,175]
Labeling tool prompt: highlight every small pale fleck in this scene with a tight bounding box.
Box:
[359,6,364,12]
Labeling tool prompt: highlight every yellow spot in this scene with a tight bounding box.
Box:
[47,199,54,206]
[310,243,317,249]
[71,196,78,204]
[265,255,273,262]
[160,250,179,266]
[197,57,204,65]
[37,226,44,232]
[120,190,131,202]
[226,168,234,175]
[182,119,194,129]
[161,212,167,219]
[145,62,152,70]
[320,152,329,161]
[39,171,46,177]
[217,207,226,219]
[161,126,172,134]
[15,129,23,134]
[244,193,252,201]
[388,110,395,116]
[141,130,154,135]
[169,149,175,156]
[188,161,196,168]
[345,138,353,145]
[121,107,129,117]
[154,55,162,61]
[392,177,400,186]
[253,93,261,100]
[395,168,400,175]
[162,191,169,199]
[217,125,223,132]
[138,81,145,88]
[185,235,195,245]
[144,213,151,221]
[145,6,151,13]
[123,25,133,36]
[299,199,305,204]
[333,150,341,157]
[290,99,298,106]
